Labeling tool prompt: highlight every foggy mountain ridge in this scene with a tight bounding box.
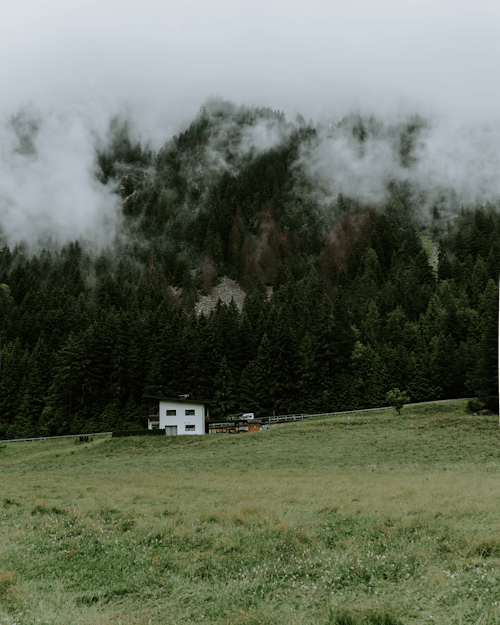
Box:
[2,99,500,437]
[0,98,499,278]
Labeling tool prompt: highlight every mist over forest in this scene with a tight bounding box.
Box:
[0,98,498,438]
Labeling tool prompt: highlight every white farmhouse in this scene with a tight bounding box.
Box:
[145,396,211,435]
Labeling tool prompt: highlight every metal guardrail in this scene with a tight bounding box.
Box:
[209,399,473,429]
[260,399,473,424]
[0,432,112,444]
[209,414,307,428]
[262,413,311,423]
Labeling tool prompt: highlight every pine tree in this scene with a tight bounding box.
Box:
[487,239,500,281]
[109,311,145,408]
[212,356,237,419]
[99,402,121,432]
[37,405,61,437]
[427,332,455,398]
[44,330,97,434]
[406,351,431,403]
[194,318,223,400]
[0,283,17,345]
[203,213,224,270]
[0,338,29,439]
[239,360,260,415]
[295,331,317,412]
[361,300,382,347]
[240,334,273,417]
[474,279,499,412]
[122,396,143,431]
[15,334,52,438]
[268,307,297,414]
[239,280,268,360]
[469,256,488,309]
[437,241,453,281]
[347,341,387,409]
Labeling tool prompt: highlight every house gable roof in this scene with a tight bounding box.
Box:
[144,395,217,406]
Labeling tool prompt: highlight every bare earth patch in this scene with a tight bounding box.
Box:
[195,276,247,316]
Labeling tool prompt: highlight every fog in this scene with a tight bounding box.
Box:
[1,0,499,248]
[304,113,500,214]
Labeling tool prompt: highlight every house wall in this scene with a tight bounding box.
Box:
[159,400,205,435]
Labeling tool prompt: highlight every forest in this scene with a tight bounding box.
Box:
[0,100,498,438]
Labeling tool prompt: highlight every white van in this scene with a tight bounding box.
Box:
[227,412,255,421]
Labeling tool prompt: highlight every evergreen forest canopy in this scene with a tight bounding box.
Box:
[0,99,498,439]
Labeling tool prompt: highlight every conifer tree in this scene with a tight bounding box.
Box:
[427,332,453,398]
[193,317,223,400]
[469,256,488,309]
[213,356,237,419]
[240,333,273,417]
[239,360,260,416]
[0,338,29,439]
[268,307,297,414]
[15,334,52,438]
[44,330,96,434]
[474,279,499,412]
[361,300,382,347]
[295,331,317,412]
[122,396,143,430]
[36,405,59,437]
[0,283,17,345]
[144,322,180,398]
[99,402,121,433]
[348,341,387,409]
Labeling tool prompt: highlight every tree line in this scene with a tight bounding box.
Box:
[0,102,498,438]
[0,201,498,439]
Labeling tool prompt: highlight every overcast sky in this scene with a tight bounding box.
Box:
[2,0,499,131]
[0,0,499,248]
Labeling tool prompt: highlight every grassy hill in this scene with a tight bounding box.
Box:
[1,400,500,624]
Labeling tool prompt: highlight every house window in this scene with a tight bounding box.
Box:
[166,409,176,416]
[185,409,195,416]
[185,424,195,431]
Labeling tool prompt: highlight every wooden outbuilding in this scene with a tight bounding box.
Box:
[247,420,262,432]
[208,419,263,434]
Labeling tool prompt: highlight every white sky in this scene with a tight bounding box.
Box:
[1,0,499,129]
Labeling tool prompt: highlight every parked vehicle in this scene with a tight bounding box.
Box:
[227,412,255,421]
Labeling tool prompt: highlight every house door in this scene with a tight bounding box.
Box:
[165,426,178,436]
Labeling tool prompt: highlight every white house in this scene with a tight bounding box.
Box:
[145,396,211,435]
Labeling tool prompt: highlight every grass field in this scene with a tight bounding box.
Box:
[1,400,500,624]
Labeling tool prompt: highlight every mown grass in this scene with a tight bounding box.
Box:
[1,401,500,624]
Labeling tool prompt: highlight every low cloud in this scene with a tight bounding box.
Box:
[302,111,500,217]
[0,99,123,251]
[1,93,500,254]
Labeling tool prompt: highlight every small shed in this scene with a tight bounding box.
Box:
[144,396,212,435]
[247,419,262,432]
[208,419,263,434]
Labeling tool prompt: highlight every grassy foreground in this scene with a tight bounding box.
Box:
[1,401,500,624]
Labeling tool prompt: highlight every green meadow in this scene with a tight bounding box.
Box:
[1,400,500,624]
